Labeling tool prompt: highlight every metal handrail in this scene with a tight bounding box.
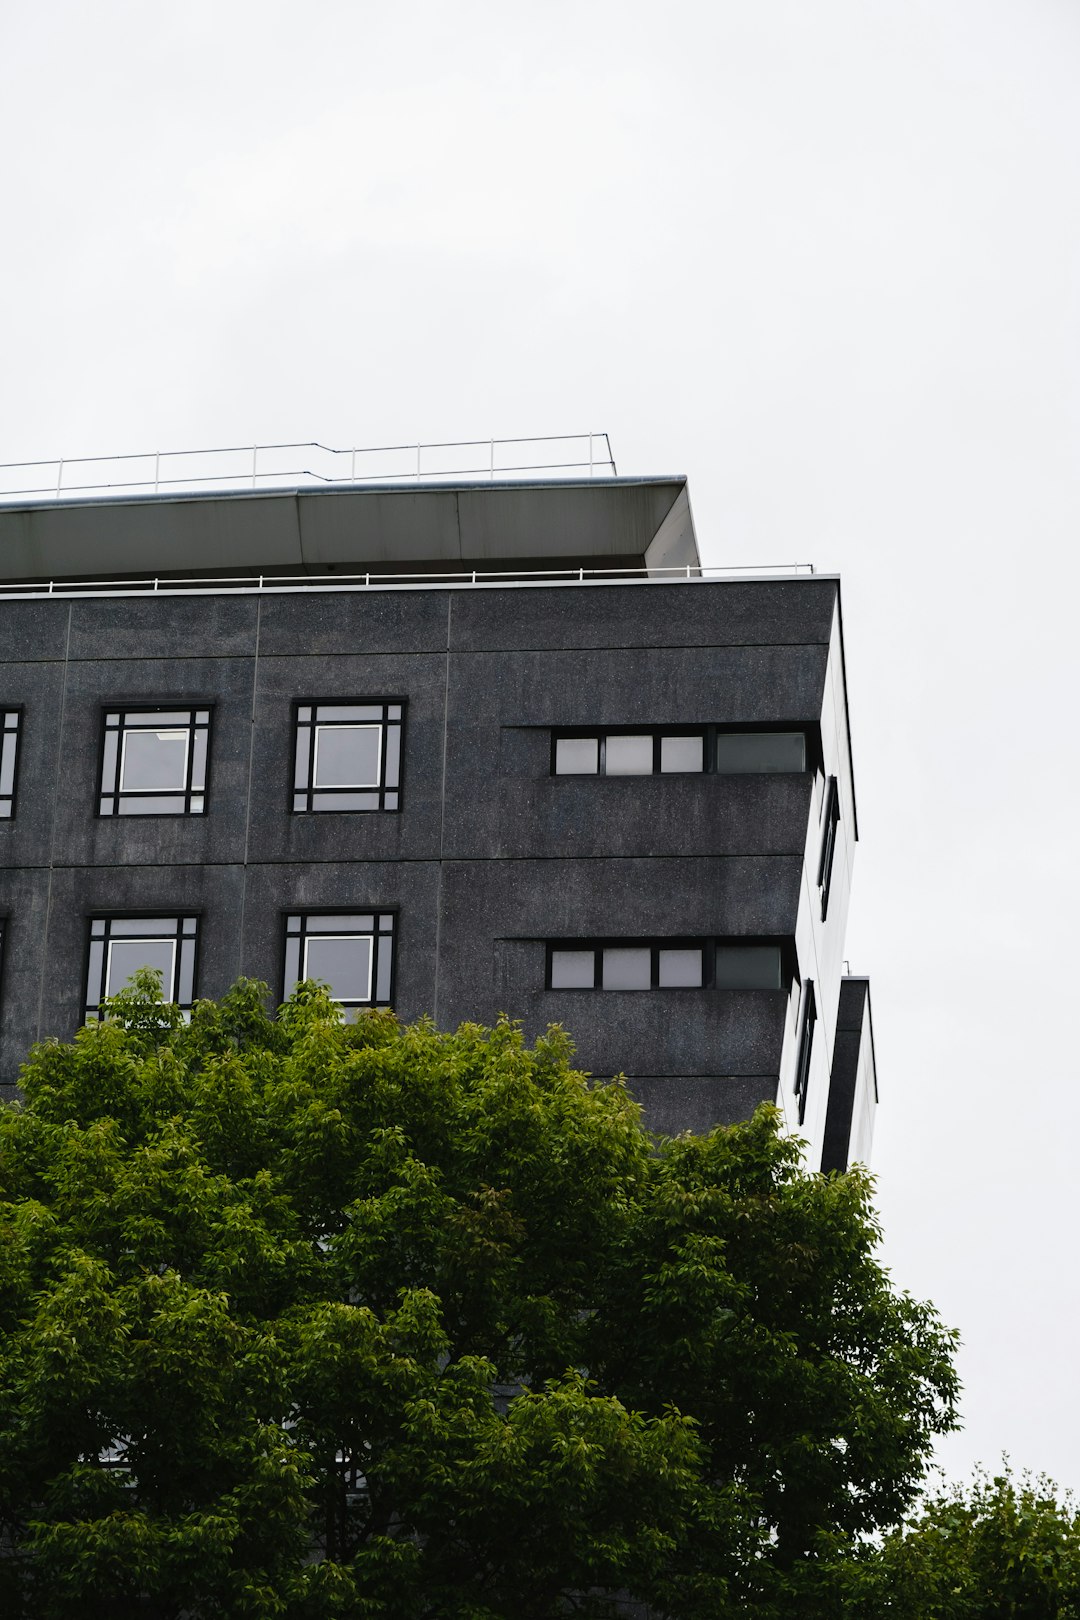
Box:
[0,562,815,602]
[0,433,617,502]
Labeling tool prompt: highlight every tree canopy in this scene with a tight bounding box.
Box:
[0,974,958,1618]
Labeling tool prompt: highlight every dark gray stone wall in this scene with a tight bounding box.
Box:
[0,578,841,1133]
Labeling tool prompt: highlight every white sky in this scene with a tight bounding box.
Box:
[3,0,1079,1489]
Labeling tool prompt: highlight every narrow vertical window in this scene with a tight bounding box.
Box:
[818,776,840,921]
[794,979,817,1125]
[85,916,199,1020]
[99,709,210,815]
[293,702,403,812]
[283,912,395,1014]
[0,710,21,817]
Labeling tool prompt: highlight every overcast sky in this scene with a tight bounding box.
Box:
[3,0,1079,1489]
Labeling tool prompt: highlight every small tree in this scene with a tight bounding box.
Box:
[851,1466,1080,1620]
[0,975,958,1618]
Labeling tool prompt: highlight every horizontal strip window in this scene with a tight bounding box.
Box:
[293,702,403,813]
[284,912,395,1015]
[553,726,809,777]
[0,710,22,817]
[100,708,210,816]
[548,940,787,991]
[85,915,198,1020]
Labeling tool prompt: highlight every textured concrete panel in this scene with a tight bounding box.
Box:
[445,645,830,737]
[443,760,815,860]
[49,656,256,869]
[244,653,447,864]
[629,1075,780,1136]
[257,589,451,657]
[35,863,248,1043]
[0,599,71,662]
[0,868,52,1086]
[238,859,441,1026]
[67,594,259,661]
[450,578,839,652]
[0,660,66,866]
[455,980,790,1079]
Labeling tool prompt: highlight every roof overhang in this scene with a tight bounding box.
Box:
[0,475,699,584]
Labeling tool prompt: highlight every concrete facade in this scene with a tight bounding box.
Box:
[0,478,876,1169]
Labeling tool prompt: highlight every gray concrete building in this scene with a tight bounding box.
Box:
[0,471,876,1169]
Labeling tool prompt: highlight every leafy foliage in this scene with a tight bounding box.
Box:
[849,1465,1080,1619]
[0,972,958,1617]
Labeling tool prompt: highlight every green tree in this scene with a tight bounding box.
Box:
[851,1465,1080,1620]
[0,974,958,1618]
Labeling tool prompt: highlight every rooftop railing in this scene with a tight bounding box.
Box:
[0,433,617,503]
[0,562,815,601]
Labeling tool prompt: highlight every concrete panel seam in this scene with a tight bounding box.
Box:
[35,602,73,1042]
[237,594,263,977]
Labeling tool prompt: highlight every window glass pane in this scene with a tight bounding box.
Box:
[660,734,704,773]
[658,948,703,987]
[106,938,176,996]
[313,725,382,788]
[715,732,806,773]
[190,730,207,792]
[375,935,393,1001]
[303,935,372,1003]
[307,914,374,932]
[110,917,178,936]
[3,712,17,730]
[118,795,189,815]
[0,738,14,796]
[602,947,651,989]
[714,945,783,989]
[317,705,382,722]
[100,730,118,791]
[550,950,595,988]
[555,737,599,775]
[384,725,401,789]
[294,725,311,789]
[176,940,196,1006]
[311,791,382,812]
[605,735,652,775]
[121,729,189,791]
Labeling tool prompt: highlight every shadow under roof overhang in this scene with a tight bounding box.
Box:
[0,475,699,585]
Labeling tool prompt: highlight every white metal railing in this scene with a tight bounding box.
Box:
[0,562,815,601]
[0,433,617,503]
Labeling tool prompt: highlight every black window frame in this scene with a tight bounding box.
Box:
[98,706,211,817]
[282,910,396,1012]
[818,775,840,921]
[84,914,200,1021]
[291,700,405,814]
[794,978,817,1125]
[0,708,23,818]
[550,723,820,778]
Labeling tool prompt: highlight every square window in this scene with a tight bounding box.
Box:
[658,948,703,987]
[293,703,403,812]
[554,737,599,775]
[100,709,209,816]
[0,710,21,817]
[550,948,597,988]
[660,734,704,773]
[283,913,394,1013]
[85,916,198,1020]
[604,735,653,775]
[602,946,652,989]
